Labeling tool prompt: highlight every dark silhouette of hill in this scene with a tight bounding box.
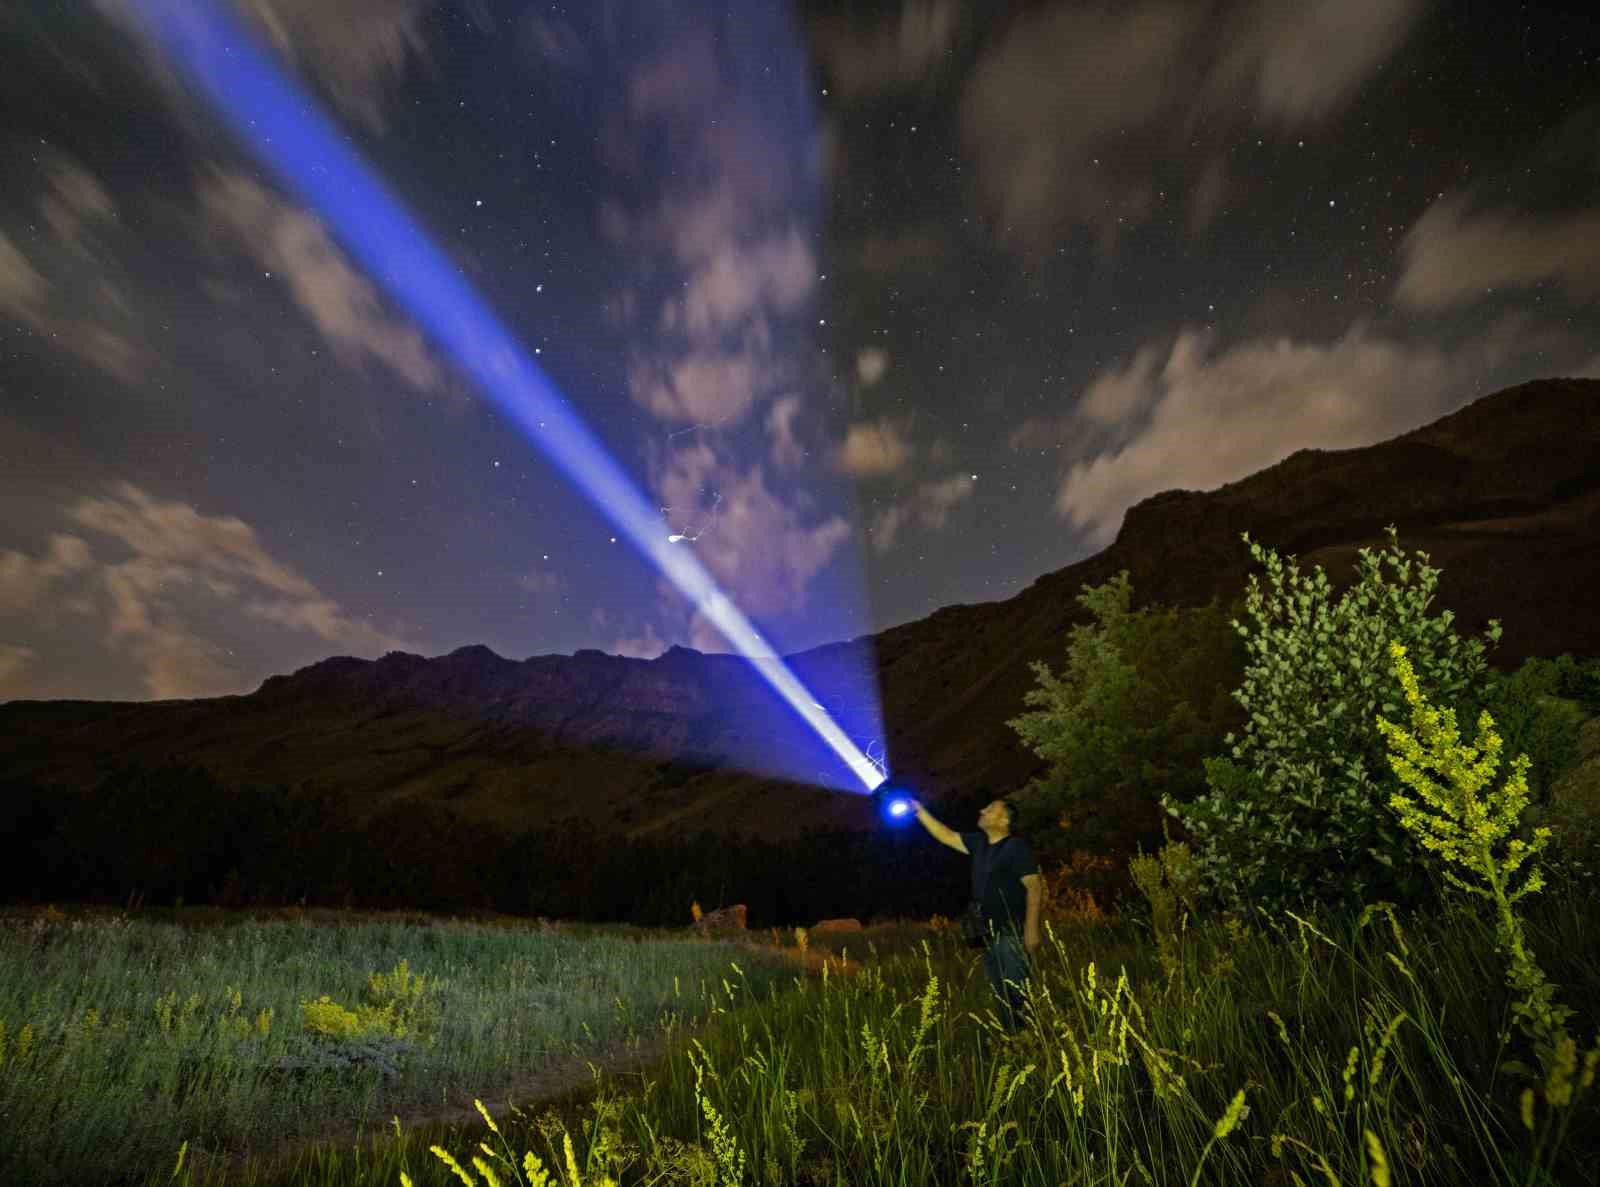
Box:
[3,377,1597,848]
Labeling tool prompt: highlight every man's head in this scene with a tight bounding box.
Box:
[977,796,1016,836]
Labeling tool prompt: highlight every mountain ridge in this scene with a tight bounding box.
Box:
[3,376,1597,841]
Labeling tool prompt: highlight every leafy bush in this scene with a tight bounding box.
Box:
[1167,525,1503,913]
[1540,720,1600,886]
[298,958,439,1044]
[365,958,440,1042]
[1475,656,1593,802]
[279,958,441,1086]
[1007,571,1249,863]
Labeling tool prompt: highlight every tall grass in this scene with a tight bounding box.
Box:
[407,895,1600,1187]
[0,907,797,1186]
[7,893,1597,1186]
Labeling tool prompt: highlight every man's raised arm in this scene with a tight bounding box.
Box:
[910,800,968,853]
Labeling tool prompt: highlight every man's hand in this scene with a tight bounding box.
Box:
[1024,924,1042,956]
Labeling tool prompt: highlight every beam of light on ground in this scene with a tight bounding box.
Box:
[129,0,887,794]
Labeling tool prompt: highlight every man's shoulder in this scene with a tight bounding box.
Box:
[960,829,985,851]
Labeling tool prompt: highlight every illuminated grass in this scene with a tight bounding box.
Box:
[404,900,1600,1187]
[0,908,797,1186]
[6,899,1598,1186]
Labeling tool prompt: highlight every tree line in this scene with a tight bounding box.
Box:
[0,766,987,927]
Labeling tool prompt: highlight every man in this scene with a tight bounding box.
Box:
[909,795,1043,1033]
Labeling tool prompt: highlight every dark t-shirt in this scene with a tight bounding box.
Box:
[961,831,1039,934]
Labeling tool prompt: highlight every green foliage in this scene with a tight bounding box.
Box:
[365,958,441,1042]
[1128,841,1200,986]
[298,959,441,1049]
[1474,656,1593,805]
[1168,524,1503,912]
[1007,571,1249,861]
[1545,737,1600,873]
[424,902,1600,1187]
[1374,640,1573,1066]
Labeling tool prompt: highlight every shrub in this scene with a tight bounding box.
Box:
[1167,525,1502,913]
[1545,734,1600,874]
[1007,571,1249,864]
[365,958,440,1042]
[1475,656,1592,804]
[1128,840,1199,987]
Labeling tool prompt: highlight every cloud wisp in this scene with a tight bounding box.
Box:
[596,14,861,653]
[1396,194,1600,312]
[0,482,412,699]
[200,171,448,396]
[958,0,1427,254]
[834,419,914,478]
[1049,316,1564,549]
[1,153,144,383]
[871,473,976,554]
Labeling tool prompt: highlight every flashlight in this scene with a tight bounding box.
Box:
[873,785,916,823]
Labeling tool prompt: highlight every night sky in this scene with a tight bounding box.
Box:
[3,0,1598,703]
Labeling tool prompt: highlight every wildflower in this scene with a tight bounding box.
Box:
[1376,640,1573,1060]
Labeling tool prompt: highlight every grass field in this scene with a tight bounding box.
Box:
[2,889,1598,1187]
[0,906,812,1186]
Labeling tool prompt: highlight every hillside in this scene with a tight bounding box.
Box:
[3,377,1597,841]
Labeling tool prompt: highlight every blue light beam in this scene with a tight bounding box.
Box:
[130,0,886,794]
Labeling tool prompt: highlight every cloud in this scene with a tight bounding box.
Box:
[94,0,434,139]
[1078,344,1165,427]
[601,17,851,641]
[1,482,411,699]
[1395,195,1600,312]
[669,229,815,337]
[1213,0,1428,125]
[612,621,666,660]
[834,419,914,477]
[39,155,116,253]
[241,596,401,649]
[615,23,823,431]
[766,395,806,469]
[871,473,976,553]
[628,350,764,425]
[655,441,851,620]
[811,0,965,99]
[0,534,92,615]
[0,162,144,384]
[856,347,890,386]
[959,0,1425,253]
[0,231,51,325]
[625,192,815,427]
[0,644,35,697]
[236,0,435,133]
[71,484,317,598]
[200,172,445,394]
[1050,318,1551,550]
